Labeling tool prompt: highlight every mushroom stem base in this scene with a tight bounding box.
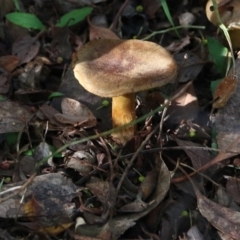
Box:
[112,93,136,144]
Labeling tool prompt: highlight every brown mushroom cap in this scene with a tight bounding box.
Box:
[73,39,177,97]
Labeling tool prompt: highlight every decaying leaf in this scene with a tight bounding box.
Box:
[226,177,240,204]
[0,55,19,72]
[175,138,211,170]
[196,187,240,239]
[174,52,203,82]
[39,98,97,128]
[88,17,119,40]
[0,100,34,134]
[76,158,171,239]
[86,177,116,206]
[0,75,10,94]
[66,150,96,175]
[141,0,161,18]
[213,74,237,108]
[12,35,40,65]
[0,173,77,236]
[215,55,240,150]
[56,97,97,128]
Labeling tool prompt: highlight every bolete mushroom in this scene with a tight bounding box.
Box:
[73,39,177,144]
[206,0,240,49]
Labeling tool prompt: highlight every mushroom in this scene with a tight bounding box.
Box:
[206,0,240,49]
[73,39,177,144]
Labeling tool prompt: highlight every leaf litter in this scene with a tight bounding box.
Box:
[0,0,240,239]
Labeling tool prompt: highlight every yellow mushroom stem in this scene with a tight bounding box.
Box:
[111,93,136,143]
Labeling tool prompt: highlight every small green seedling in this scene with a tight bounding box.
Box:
[55,7,93,27]
[96,100,110,110]
[133,168,145,182]
[136,5,143,13]
[48,92,64,100]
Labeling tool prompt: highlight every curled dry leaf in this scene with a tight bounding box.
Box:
[213,74,237,108]
[215,55,240,150]
[66,151,96,175]
[0,55,19,72]
[86,177,116,206]
[139,169,158,201]
[56,97,97,128]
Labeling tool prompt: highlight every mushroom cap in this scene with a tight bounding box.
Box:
[73,39,177,98]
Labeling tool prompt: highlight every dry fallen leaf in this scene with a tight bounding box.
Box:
[226,177,240,204]
[215,55,240,150]
[175,138,211,170]
[0,55,19,72]
[0,75,10,94]
[12,35,40,65]
[66,151,96,175]
[75,157,170,239]
[88,18,119,40]
[0,100,34,134]
[56,97,97,128]
[0,173,77,235]
[174,51,203,82]
[213,74,237,108]
[195,187,240,239]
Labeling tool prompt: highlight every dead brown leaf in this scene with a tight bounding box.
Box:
[0,173,77,231]
[174,51,204,82]
[66,151,96,175]
[56,97,97,128]
[196,187,240,239]
[76,158,170,239]
[0,100,34,134]
[175,138,211,170]
[88,18,119,40]
[0,55,19,72]
[226,177,240,204]
[213,74,237,108]
[141,0,161,18]
[139,169,158,201]
[0,75,9,94]
[215,55,240,150]
[12,36,40,65]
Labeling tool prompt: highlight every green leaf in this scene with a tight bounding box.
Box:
[207,37,228,76]
[6,12,45,30]
[160,0,180,37]
[48,92,64,100]
[6,132,19,146]
[56,7,93,27]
